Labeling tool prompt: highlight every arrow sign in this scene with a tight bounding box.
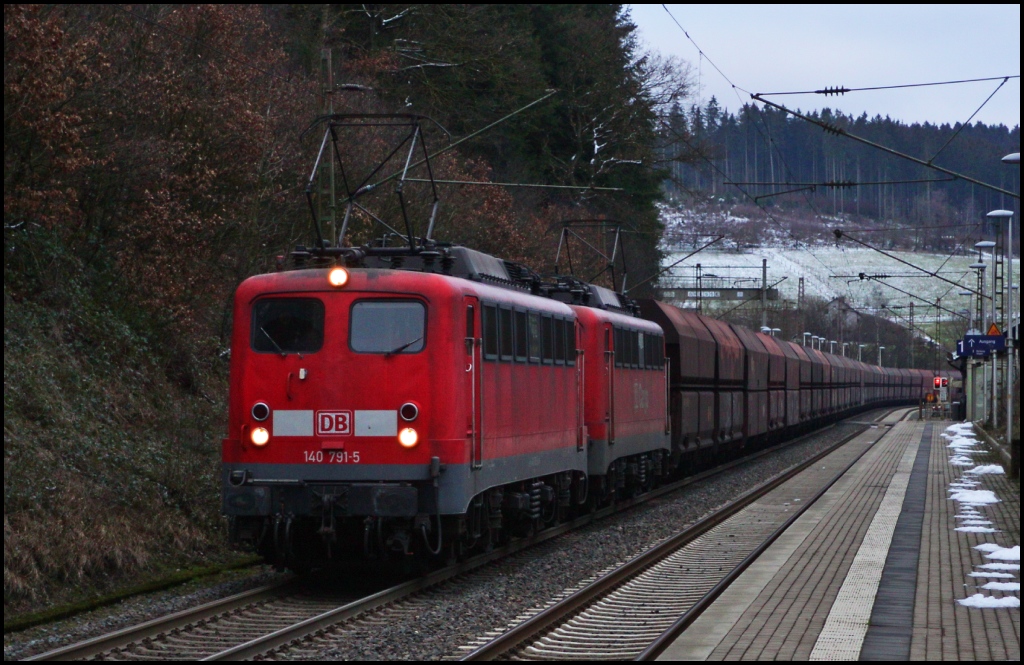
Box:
[961,334,1006,358]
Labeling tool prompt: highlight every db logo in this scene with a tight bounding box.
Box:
[317,411,352,436]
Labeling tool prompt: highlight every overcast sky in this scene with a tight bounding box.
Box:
[629,4,1020,129]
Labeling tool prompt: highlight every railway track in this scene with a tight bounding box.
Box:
[457,407,912,661]
[25,409,903,662]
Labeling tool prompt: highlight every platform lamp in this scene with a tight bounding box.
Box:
[829,340,837,354]
[771,328,781,338]
[859,344,866,362]
[842,342,850,357]
[988,208,1015,448]
[878,346,886,366]
[1001,152,1018,472]
[977,240,999,430]
[803,332,811,347]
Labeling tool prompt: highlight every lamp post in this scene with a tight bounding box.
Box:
[859,344,865,362]
[878,346,886,366]
[987,206,1011,446]
[803,332,811,347]
[977,239,1000,429]
[772,328,781,338]
[829,340,837,355]
[843,342,850,357]
[1003,152,1019,477]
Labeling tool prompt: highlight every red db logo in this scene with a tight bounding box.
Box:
[316,411,352,436]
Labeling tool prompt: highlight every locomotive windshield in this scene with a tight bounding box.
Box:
[251,298,325,354]
[350,300,426,354]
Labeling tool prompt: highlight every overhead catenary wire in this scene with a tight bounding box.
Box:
[867,276,968,320]
[726,178,955,188]
[928,77,1010,165]
[657,9,848,291]
[835,230,985,298]
[749,95,1020,200]
[658,13,851,290]
[756,75,1020,97]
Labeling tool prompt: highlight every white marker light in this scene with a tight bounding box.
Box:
[398,427,419,448]
[251,427,270,447]
[328,267,349,287]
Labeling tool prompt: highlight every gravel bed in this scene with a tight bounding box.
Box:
[3,566,290,661]
[5,415,880,662]
[274,420,872,661]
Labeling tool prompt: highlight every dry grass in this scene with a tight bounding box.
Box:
[4,292,229,614]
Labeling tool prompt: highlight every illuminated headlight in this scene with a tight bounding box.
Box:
[328,267,349,287]
[251,427,270,447]
[398,428,419,448]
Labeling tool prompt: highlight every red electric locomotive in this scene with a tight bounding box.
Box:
[222,246,671,569]
[572,286,670,499]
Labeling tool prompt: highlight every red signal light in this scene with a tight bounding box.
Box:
[941,377,949,388]
[934,377,942,389]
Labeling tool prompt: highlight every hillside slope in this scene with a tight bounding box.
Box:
[4,286,231,614]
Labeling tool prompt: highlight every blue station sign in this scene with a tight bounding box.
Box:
[958,335,1006,358]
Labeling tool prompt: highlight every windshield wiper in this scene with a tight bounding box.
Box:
[385,336,422,357]
[260,327,287,357]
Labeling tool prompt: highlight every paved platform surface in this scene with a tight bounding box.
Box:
[659,416,1020,661]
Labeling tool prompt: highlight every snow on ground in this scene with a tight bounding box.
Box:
[949,489,1001,504]
[947,436,981,451]
[967,465,1006,475]
[986,546,1021,561]
[978,563,1021,571]
[956,526,1001,533]
[958,594,1020,609]
[659,245,1019,319]
[945,424,1019,610]
[975,543,1006,553]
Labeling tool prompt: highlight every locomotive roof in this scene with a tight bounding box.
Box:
[236,266,576,317]
[281,244,645,319]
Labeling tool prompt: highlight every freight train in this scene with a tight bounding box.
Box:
[222,243,952,571]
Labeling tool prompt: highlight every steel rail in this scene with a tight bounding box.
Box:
[25,408,901,662]
[206,411,897,661]
[459,407,908,661]
[635,408,913,661]
[24,578,297,661]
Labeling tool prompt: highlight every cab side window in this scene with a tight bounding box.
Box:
[482,305,498,360]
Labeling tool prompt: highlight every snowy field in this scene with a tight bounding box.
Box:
[660,245,1019,324]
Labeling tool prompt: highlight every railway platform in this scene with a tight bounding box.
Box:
[657,414,1020,661]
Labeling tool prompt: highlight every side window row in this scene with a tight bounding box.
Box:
[614,327,665,370]
[481,305,575,366]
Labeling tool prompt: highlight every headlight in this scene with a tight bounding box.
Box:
[251,402,270,422]
[400,402,419,422]
[251,427,270,447]
[398,427,419,448]
[328,267,349,287]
